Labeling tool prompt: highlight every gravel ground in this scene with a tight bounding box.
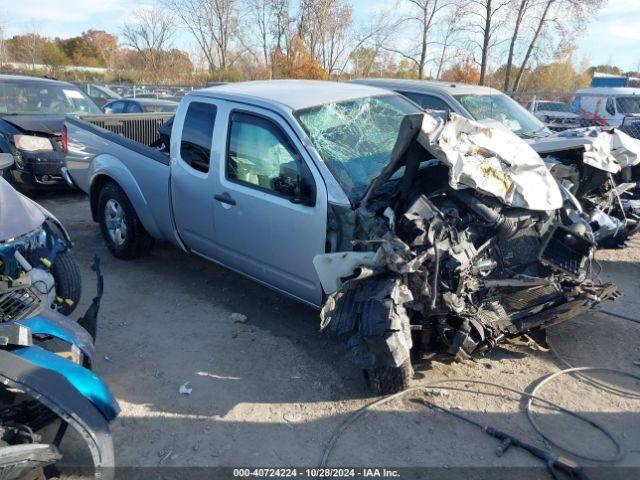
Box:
[36,191,640,476]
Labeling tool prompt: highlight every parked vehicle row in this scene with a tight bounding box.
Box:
[352,79,640,247]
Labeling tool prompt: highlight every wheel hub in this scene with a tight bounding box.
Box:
[104,199,127,246]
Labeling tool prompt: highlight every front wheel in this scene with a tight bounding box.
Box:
[50,250,82,316]
[363,360,414,395]
[97,182,153,259]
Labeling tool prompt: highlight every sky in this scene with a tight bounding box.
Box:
[2,0,640,72]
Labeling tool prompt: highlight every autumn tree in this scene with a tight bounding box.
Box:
[382,0,457,79]
[162,0,238,74]
[440,57,480,84]
[272,35,326,79]
[122,6,176,83]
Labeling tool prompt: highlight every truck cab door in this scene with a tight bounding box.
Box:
[209,103,327,307]
[170,98,220,255]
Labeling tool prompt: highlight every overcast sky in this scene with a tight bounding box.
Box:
[3,0,640,72]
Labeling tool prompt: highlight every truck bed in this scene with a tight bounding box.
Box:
[64,113,176,242]
[77,113,173,149]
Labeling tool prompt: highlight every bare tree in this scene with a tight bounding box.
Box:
[122,7,176,83]
[0,17,6,69]
[433,1,470,79]
[246,0,277,70]
[381,0,455,79]
[469,0,510,85]
[503,0,533,91]
[296,0,353,77]
[512,0,605,91]
[162,0,238,74]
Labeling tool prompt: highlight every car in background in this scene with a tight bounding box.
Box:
[78,83,121,107]
[350,78,551,139]
[527,99,581,131]
[102,98,178,114]
[573,87,640,136]
[0,74,103,190]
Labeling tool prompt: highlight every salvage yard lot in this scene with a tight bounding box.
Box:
[41,191,640,473]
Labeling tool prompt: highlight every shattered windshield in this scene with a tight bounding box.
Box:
[295,95,420,200]
[455,93,549,138]
[0,80,102,115]
[615,96,640,114]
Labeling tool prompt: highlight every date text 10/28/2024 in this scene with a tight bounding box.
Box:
[233,468,401,478]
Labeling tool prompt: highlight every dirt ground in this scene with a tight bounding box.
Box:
[37,191,640,476]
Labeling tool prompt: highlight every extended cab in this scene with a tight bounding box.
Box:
[64,81,419,308]
[64,80,617,394]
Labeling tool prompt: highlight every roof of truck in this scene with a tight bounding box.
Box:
[192,80,394,111]
[350,78,503,96]
[576,87,640,96]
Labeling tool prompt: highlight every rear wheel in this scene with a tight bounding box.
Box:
[50,250,81,316]
[363,360,414,395]
[97,182,153,259]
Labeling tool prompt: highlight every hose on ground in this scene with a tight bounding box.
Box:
[320,368,640,468]
[546,336,640,400]
[598,309,640,325]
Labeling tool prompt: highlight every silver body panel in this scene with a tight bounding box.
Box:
[64,81,397,307]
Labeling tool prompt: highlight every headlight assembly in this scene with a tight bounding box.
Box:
[13,135,53,152]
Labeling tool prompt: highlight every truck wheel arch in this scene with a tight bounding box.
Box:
[89,172,161,240]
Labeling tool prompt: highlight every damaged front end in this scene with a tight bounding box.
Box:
[314,113,618,394]
[544,127,640,248]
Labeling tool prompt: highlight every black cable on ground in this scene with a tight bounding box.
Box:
[320,371,640,468]
[598,309,640,325]
[546,336,640,400]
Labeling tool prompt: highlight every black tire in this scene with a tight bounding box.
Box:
[364,359,414,395]
[50,250,82,316]
[97,182,153,259]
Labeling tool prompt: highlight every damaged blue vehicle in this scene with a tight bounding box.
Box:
[0,150,119,479]
[0,154,82,315]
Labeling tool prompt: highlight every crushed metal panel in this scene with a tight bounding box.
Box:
[416,113,563,211]
[557,127,640,173]
[313,250,382,294]
[583,128,640,173]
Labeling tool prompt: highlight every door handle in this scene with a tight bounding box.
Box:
[214,192,236,206]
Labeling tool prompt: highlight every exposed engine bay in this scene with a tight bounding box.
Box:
[543,127,640,248]
[314,113,619,393]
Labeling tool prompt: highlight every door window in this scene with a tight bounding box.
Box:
[226,112,305,198]
[180,102,217,173]
[399,91,450,111]
[125,102,143,113]
[108,101,125,113]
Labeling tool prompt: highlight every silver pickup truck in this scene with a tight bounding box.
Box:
[64,80,616,394]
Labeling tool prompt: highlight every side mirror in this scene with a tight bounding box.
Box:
[290,175,316,207]
[0,153,14,170]
[104,107,113,114]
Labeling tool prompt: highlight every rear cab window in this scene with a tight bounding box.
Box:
[180,102,217,173]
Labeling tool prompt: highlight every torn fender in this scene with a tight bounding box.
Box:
[0,349,116,480]
[9,345,119,421]
[16,307,96,361]
[417,113,563,211]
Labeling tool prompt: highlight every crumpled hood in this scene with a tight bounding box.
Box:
[1,115,65,136]
[0,177,45,240]
[417,113,563,211]
[571,128,640,173]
